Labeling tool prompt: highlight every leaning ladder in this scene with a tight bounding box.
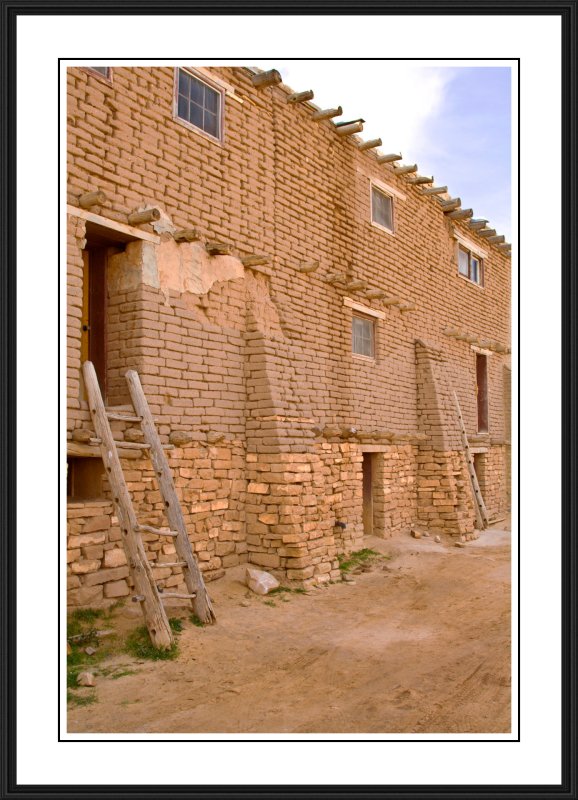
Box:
[82,361,215,650]
[453,391,489,531]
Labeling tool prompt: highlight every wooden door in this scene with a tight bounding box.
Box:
[362,453,374,536]
[82,247,107,399]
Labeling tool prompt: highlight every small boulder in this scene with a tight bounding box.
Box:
[245,567,280,596]
[411,529,422,539]
[434,535,441,543]
[77,671,96,687]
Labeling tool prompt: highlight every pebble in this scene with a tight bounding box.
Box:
[85,646,96,656]
[77,671,95,687]
[411,530,422,539]
[240,600,251,607]
[423,532,430,538]
[435,535,441,543]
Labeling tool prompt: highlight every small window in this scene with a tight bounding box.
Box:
[176,68,223,141]
[86,67,111,80]
[371,186,394,232]
[67,457,105,501]
[352,315,375,358]
[458,245,484,286]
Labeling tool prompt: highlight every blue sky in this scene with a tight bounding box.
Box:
[269,62,512,241]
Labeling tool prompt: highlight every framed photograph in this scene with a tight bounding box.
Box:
[2,1,575,797]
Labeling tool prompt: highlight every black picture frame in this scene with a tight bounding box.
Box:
[1,1,576,798]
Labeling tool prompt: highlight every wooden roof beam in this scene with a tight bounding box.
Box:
[251,69,282,89]
[376,153,402,164]
[287,90,314,104]
[358,138,382,151]
[311,106,342,121]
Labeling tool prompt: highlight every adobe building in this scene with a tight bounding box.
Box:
[66,65,511,606]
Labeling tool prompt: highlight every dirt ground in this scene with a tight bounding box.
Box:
[67,523,511,735]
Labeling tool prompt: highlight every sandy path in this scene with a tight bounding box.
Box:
[68,527,511,735]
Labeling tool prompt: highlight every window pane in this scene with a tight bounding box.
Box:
[189,76,204,105]
[204,86,220,113]
[204,110,218,138]
[90,67,109,77]
[178,69,190,97]
[458,247,469,276]
[189,102,203,129]
[471,256,479,284]
[372,188,393,230]
[352,317,374,357]
[177,94,189,121]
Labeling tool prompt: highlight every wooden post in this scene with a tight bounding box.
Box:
[82,362,174,650]
[335,121,364,136]
[311,106,342,121]
[173,228,202,243]
[127,208,161,226]
[125,370,216,625]
[250,69,282,89]
[358,138,382,151]
[79,190,107,209]
[287,90,314,104]
[421,185,447,195]
[393,164,418,175]
[376,153,402,164]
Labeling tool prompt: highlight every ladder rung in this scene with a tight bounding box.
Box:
[156,561,188,568]
[135,524,179,537]
[159,592,197,600]
[113,440,150,450]
[107,412,142,422]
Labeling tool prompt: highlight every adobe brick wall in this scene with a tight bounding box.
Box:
[66,66,511,602]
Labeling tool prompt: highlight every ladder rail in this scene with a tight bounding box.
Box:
[125,369,216,624]
[82,361,175,649]
[453,391,489,530]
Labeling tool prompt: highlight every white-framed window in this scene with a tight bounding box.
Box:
[175,68,224,143]
[458,244,484,286]
[371,184,394,233]
[352,314,375,358]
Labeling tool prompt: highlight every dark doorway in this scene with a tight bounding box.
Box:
[476,353,489,433]
[82,247,108,399]
[362,453,375,536]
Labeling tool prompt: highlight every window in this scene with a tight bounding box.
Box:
[458,244,484,285]
[371,185,394,232]
[352,315,375,358]
[86,67,111,80]
[176,68,223,141]
[67,457,105,500]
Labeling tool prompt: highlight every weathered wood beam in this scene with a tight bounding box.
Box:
[250,69,282,89]
[173,228,202,243]
[497,242,511,250]
[365,288,385,299]
[358,138,382,151]
[298,260,320,273]
[447,208,473,220]
[345,280,367,292]
[241,255,270,267]
[127,208,161,226]
[311,106,342,121]
[487,235,505,244]
[399,302,416,313]
[393,164,418,175]
[421,185,448,196]
[206,241,233,256]
[287,89,314,104]
[335,121,364,136]
[324,272,348,284]
[382,296,403,306]
[469,219,489,230]
[407,175,434,185]
[79,190,107,209]
[440,198,461,213]
[376,153,402,164]
[478,228,497,238]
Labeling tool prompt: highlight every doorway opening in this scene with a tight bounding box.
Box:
[82,246,108,400]
[362,453,376,536]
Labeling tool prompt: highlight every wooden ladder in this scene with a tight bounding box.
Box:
[453,391,489,531]
[82,361,215,650]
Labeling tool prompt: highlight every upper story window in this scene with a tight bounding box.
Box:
[175,68,223,142]
[371,185,394,233]
[84,67,112,82]
[458,244,484,286]
[352,314,375,358]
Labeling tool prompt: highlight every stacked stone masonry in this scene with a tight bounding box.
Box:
[67,66,511,604]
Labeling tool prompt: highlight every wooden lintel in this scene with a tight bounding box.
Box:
[287,89,314,104]
[311,106,342,121]
[358,138,382,151]
[66,205,161,244]
[376,153,402,164]
[250,69,282,89]
[393,164,418,175]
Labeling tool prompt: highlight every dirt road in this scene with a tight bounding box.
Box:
[67,526,511,735]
